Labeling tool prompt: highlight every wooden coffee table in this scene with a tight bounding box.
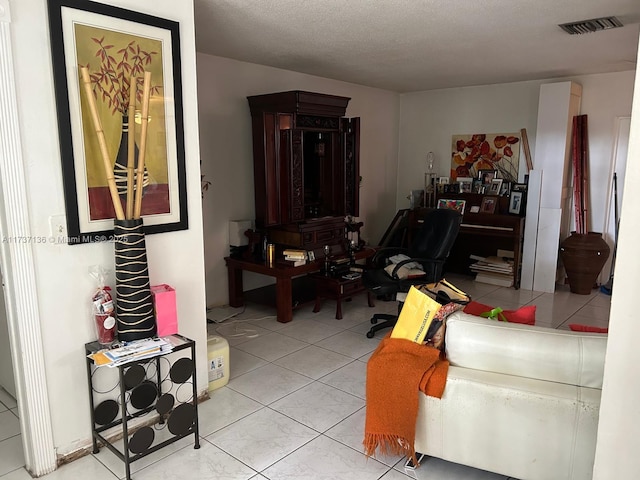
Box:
[311,272,374,320]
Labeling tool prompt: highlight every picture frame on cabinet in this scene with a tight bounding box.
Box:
[487,178,503,196]
[437,199,466,215]
[457,177,473,193]
[47,0,188,243]
[480,196,498,214]
[509,191,525,215]
[478,169,498,185]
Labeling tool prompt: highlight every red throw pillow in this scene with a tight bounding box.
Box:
[569,324,608,333]
[463,301,536,325]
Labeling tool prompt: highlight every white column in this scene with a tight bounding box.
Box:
[0,0,57,475]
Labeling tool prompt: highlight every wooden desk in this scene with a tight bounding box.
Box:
[225,247,376,323]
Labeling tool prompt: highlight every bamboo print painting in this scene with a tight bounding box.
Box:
[75,24,169,220]
[451,133,521,182]
[48,0,187,243]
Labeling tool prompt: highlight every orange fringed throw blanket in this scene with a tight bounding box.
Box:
[363,336,448,465]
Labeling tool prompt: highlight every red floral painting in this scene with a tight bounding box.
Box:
[451,133,520,182]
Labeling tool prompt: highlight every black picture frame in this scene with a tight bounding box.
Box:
[48,0,187,244]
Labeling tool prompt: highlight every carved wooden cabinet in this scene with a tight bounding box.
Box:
[247,91,360,230]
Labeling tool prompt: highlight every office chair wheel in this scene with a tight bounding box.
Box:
[366,330,375,338]
[371,318,378,324]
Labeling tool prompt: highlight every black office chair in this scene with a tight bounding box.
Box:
[362,208,462,338]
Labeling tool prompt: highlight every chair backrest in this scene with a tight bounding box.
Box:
[408,208,462,280]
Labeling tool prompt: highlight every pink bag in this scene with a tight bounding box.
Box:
[151,284,178,336]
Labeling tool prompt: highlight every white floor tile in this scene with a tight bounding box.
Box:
[227,363,312,405]
[277,319,344,344]
[210,322,273,347]
[319,359,368,399]
[0,435,24,476]
[0,411,20,442]
[574,303,611,321]
[273,345,353,379]
[324,407,404,467]
[587,292,612,307]
[133,440,257,480]
[478,286,544,306]
[0,467,32,480]
[208,408,317,472]
[229,347,269,379]
[380,468,413,479]
[233,332,308,362]
[38,455,116,480]
[262,434,389,480]
[9,408,17,419]
[558,314,609,330]
[198,388,262,437]
[270,382,364,432]
[0,390,16,410]
[0,403,6,414]
[315,330,378,359]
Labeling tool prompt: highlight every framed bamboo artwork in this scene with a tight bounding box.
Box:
[48,0,187,244]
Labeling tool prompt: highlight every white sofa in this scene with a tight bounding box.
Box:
[414,311,607,480]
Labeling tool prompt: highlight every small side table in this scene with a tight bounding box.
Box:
[85,335,200,480]
[312,273,374,319]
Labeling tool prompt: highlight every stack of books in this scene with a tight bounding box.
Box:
[469,251,514,287]
[282,249,307,266]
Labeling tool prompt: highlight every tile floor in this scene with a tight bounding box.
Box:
[0,273,612,480]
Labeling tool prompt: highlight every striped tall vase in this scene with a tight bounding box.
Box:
[114,219,157,341]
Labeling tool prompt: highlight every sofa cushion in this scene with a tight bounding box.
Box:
[444,312,607,388]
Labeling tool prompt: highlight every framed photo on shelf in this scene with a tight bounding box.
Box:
[509,191,525,215]
[457,177,473,193]
[48,0,188,243]
[488,178,503,196]
[437,198,466,215]
[443,183,460,194]
[512,183,528,192]
[478,169,498,185]
[437,176,450,185]
[480,196,498,214]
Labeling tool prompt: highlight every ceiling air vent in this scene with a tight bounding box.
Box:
[559,16,623,35]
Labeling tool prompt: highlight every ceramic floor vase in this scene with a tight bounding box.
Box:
[114,218,156,341]
[559,232,610,295]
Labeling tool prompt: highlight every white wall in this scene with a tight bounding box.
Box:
[593,35,640,479]
[11,0,207,456]
[397,71,636,238]
[196,54,400,307]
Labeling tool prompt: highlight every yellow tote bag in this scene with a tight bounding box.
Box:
[390,286,442,343]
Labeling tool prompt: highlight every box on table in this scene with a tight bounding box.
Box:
[151,284,177,336]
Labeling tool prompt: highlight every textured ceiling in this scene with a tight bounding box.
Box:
[194,0,640,93]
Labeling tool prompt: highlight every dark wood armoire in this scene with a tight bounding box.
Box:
[247,91,360,253]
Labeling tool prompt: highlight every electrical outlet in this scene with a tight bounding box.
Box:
[49,215,67,240]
